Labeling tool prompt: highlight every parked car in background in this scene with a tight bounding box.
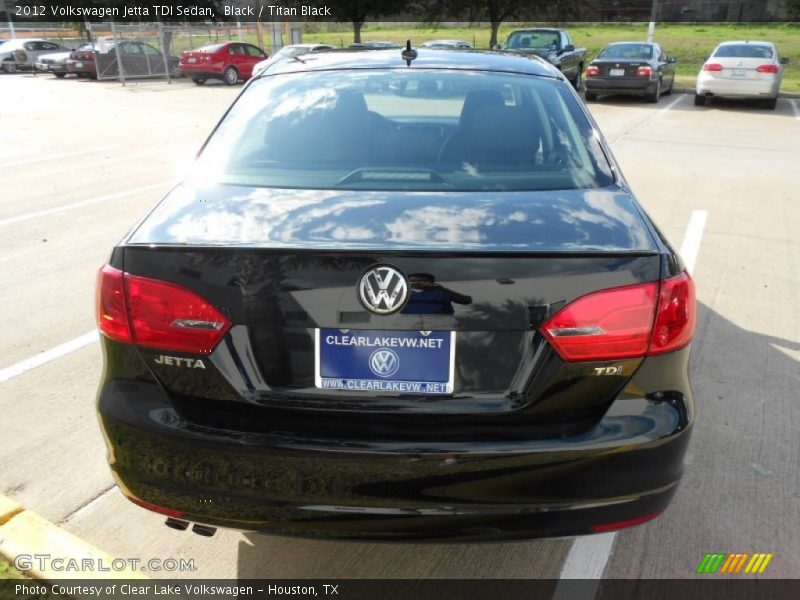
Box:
[500,28,586,90]
[1,39,69,73]
[36,42,94,78]
[67,41,179,79]
[421,39,473,49]
[96,48,696,542]
[584,42,677,103]
[252,43,335,77]
[349,41,401,49]
[695,41,787,109]
[179,41,267,85]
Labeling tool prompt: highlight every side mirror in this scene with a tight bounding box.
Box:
[668,57,677,64]
[564,44,575,52]
[492,44,501,51]
[780,57,789,65]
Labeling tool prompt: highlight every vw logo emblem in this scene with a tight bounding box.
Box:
[369,348,400,378]
[358,265,409,315]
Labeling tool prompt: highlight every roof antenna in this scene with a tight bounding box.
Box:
[401,39,417,66]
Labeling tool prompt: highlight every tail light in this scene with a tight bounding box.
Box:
[540,272,695,362]
[649,271,696,355]
[589,510,663,533]
[756,64,778,73]
[635,65,652,77]
[586,65,600,77]
[703,63,723,72]
[96,265,231,354]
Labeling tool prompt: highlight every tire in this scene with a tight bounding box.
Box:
[694,93,706,106]
[646,79,661,103]
[584,90,597,102]
[54,72,66,78]
[664,77,674,95]
[3,62,17,74]
[764,97,777,110]
[192,78,206,85]
[572,68,582,92]
[222,66,238,86]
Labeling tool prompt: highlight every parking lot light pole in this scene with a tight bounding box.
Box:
[647,0,658,43]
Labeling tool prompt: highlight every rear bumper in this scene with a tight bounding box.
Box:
[98,379,693,541]
[585,77,657,95]
[35,62,67,73]
[696,73,780,98]
[66,60,95,74]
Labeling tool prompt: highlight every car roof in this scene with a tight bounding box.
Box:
[717,40,774,47]
[259,47,557,78]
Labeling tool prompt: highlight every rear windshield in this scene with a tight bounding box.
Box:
[504,31,559,51]
[598,44,653,59]
[191,69,614,192]
[196,43,225,53]
[714,44,773,58]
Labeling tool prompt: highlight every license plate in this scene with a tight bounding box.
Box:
[188,57,197,63]
[731,69,746,77]
[74,62,83,68]
[316,329,455,394]
[609,68,625,76]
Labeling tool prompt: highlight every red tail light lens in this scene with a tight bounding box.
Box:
[649,271,696,355]
[586,65,600,77]
[541,282,658,362]
[96,265,132,344]
[540,271,696,362]
[636,66,652,77]
[756,64,778,73]
[703,63,723,72]
[96,265,231,354]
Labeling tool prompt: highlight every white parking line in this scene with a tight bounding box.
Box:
[3,145,123,168]
[790,99,800,120]
[0,331,98,384]
[609,93,685,143]
[554,209,708,590]
[0,181,172,227]
[679,210,708,275]
[659,93,685,114]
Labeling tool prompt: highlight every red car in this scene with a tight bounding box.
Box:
[179,42,268,85]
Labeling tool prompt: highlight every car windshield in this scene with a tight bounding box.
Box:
[505,32,559,51]
[190,69,614,192]
[714,44,773,58]
[598,44,653,59]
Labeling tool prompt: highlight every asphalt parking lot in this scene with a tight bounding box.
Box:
[1,73,798,580]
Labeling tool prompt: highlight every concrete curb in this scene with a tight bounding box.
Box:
[0,492,147,581]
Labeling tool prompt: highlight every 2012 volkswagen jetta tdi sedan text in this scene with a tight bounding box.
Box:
[96,48,695,541]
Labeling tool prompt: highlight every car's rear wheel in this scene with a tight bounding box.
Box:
[54,72,66,78]
[192,78,206,85]
[222,66,238,86]
[584,90,597,102]
[646,79,661,103]
[694,93,706,106]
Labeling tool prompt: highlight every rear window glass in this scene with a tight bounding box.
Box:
[714,44,773,58]
[598,44,653,59]
[197,43,225,53]
[191,69,614,192]
[504,31,559,51]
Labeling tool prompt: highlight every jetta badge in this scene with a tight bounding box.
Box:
[358,265,409,315]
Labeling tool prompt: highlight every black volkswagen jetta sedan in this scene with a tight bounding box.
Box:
[96,48,695,541]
